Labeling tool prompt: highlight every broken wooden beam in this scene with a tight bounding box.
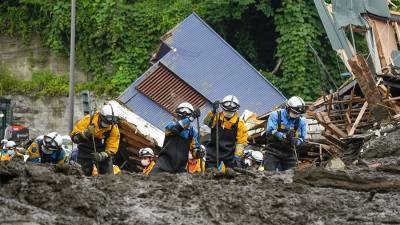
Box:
[348,101,368,136]
[348,54,391,123]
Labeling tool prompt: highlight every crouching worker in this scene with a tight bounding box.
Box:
[70,104,120,176]
[139,147,156,175]
[150,102,204,175]
[0,141,17,161]
[264,96,307,171]
[187,145,206,174]
[241,149,264,171]
[204,95,248,170]
[27,132,66,164]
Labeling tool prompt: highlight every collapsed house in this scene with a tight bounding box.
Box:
[113,13,286,171]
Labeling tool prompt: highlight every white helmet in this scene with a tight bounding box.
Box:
[221,95,240,112]
[35,135,44,143]
[139,147,154,157]
[100,104,118,125]
[43,132,63,151]
[176,102,194,118]
[249,151,264,163]
[286,96,306,114]
[6,141,16,148]
[1,139,8,145]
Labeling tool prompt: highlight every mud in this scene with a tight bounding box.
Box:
[1,160,400,225]
[361,124,400,159]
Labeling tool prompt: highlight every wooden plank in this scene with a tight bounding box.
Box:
[348,54,391,122]
[371,20,388,71]
[346,86,356,129]
[349,101,368,136]
[393,22,400,47]
[316,112,347,138]
[384,96,400,102]
[327,94,333,116]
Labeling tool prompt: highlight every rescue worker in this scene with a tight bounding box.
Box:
[204,95,248,170]
[150,102,204,174]
[1,139,8,150]
[139,147,156,175]
[241,149,264,171]
[70,104,120,176]
[0,141,16,161]
[186,145,206,174]
[264,96,307,171]
[27,132,66,164]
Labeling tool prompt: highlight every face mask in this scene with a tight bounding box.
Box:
[100,120,111,128]
[289,111,300,119]
[244,158,252,167]
[141,159,150,167]
[223,110,235,118]
[41,146,53,155]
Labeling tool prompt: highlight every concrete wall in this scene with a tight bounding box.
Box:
[6,95,106,138]
[0,34,87,82]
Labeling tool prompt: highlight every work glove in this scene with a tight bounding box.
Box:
[178,117,191,128]
[92,151,109,162]
[272,130,286,140]
[212,101,220,113]
[192,108,201,119]
[286,131,297,146]
[193,145,205,159]
[83,124,95,139]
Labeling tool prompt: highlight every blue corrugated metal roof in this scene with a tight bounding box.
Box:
[159,13,285,115]
[118,13,286,130]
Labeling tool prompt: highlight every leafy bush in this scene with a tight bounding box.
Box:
[0,65,91,97]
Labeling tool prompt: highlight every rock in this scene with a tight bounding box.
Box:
[325,157,346,171]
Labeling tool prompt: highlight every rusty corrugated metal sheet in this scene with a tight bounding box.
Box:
[136,64,207,114]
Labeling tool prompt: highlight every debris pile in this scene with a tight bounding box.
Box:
[247,0,400,169]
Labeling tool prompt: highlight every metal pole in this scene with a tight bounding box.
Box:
[68,0,76,133]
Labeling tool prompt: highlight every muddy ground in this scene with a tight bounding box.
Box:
[1,128,400,225]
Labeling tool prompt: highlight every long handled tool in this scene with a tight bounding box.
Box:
[196,116,204,174]
[293,143,299,167]
[216,109,220,169]
[88,93,100,176]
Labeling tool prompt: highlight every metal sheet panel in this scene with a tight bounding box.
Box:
[137,65,207,114]
[159,13,286,115]
[121,84,212,130]
[333,0,389,28]
[314,0,354,58]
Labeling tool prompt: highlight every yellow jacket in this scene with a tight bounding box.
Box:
[187,159,205,174]
[70,112,120,155]
[204,111,248,157]
[204,111,248,145]
[143,160,155,175]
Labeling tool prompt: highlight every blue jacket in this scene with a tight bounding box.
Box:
[267,109,307,146]
[165,118,200,149]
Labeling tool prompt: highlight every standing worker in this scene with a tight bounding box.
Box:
[204,95,248,170]
[150,102,204,174]
[264,96,307,171]
[70,104,120,176]
[27,132,66,164]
